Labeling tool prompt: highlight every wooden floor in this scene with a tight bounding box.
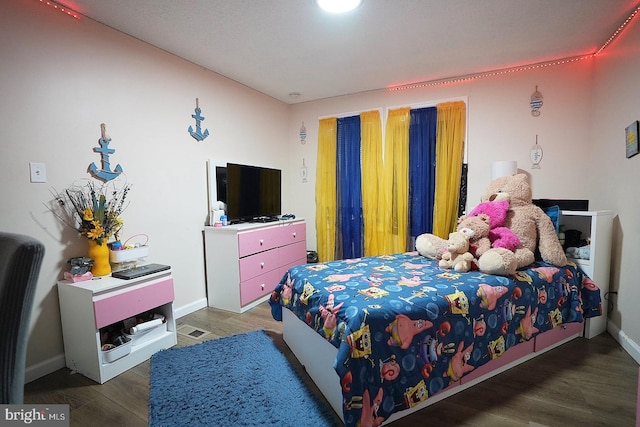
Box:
[25,302,639,427]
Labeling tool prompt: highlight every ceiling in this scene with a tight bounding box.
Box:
[62,0,639,104]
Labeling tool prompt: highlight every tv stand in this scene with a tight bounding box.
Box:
[252,216,279,223]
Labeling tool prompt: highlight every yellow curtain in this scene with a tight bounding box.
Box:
[360,110,383,256]
[383,107,411,254]
[433,101,466,238]
[315,117,337,262]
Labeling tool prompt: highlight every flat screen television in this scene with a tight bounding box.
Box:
[219,163,281,223]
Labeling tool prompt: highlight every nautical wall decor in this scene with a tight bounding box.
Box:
[530,135,543,169]
[89,123,123,182]
[300,122,307,144]
[188,98,210,142]
[530,86,543,116]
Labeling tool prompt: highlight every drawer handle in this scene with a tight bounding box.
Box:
[261,284,265,290]
[292,232,297,238]
[259,239,264,246]
[260,262,264,269]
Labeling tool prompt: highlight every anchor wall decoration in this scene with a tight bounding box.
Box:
[89,123,123,182]
[188,97,210,142]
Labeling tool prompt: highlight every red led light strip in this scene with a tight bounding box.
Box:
[38,0,80,20]
[390,4,640,91]
[594,4,640,56]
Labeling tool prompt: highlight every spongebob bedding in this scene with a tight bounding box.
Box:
[269,251,601,426]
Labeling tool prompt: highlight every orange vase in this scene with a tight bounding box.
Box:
[88,240,111,276]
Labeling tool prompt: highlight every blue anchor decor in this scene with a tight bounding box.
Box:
[89,123,123,182]
[188,98,210,142]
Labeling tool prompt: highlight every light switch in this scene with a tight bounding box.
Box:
[29,162,47,183]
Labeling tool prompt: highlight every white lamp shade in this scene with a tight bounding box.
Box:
[491,161,518,180]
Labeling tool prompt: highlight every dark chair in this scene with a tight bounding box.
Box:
[0,232,45,404]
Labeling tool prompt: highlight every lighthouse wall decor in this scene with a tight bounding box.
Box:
[89,123,123,182]
[188,97,210,142]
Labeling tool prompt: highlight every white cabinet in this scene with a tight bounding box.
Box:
[560,210,613,338]
[204,219,307,313]
[57,269,177,383]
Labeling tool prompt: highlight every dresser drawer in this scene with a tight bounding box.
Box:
[276,223,306,246]
[93,278,174,329]
[280,240,306,266]
[240,268,283,306]
[238,227,282,257]
[279,257,308,280]
[239,248,281,282]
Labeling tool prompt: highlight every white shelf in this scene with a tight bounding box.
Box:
[560,210,613,338]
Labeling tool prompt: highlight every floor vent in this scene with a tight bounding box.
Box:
[177,324,212,340]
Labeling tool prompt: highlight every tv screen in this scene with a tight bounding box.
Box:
[224,163,281,223]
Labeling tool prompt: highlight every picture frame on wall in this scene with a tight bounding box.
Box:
[626,120,639,158]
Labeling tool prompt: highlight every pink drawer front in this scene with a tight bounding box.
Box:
[240,268,283,306]
[534,321,583,352]
[238,227,282,257]
[239,248,280,282]
[93,277,174,329]
[280,240,306,266]
[461,339,535,384]
[276,223,306,246]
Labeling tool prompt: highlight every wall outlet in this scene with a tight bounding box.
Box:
[29,162,47,183]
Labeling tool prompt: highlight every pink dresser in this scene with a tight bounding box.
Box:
[204,219,307,313]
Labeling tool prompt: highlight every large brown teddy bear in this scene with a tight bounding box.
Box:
[416,173,566,276]
[477,173,566,275]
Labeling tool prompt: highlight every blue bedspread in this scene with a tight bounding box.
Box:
[269,252,601,427]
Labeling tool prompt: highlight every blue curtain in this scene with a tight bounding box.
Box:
[336,116,363,259]
[408,107,437,238]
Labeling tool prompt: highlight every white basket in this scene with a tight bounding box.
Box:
[101,338,132,363]
[109,246,149,263]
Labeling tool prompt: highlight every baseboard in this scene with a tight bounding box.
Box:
[25,353,65,384]
[174,297,208,320]
[608,320,640,364]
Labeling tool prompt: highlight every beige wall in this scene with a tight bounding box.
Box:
[1,1,290,380]
[591,15,640,359]
[2,0,638,382]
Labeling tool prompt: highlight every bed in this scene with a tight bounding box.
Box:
[269,251,602,426]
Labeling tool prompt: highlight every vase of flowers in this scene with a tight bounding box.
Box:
[87,239,111,276]
[50,180,131,276]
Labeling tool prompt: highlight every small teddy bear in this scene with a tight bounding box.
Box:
[438,231,475,273]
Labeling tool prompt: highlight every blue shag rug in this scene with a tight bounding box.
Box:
[149,330,338,427]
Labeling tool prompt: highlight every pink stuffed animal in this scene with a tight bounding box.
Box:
[467,200,521,252]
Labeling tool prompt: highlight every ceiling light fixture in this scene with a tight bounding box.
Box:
[316,0,363,14]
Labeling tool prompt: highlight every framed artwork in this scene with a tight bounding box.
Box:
[626,120,639,158]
